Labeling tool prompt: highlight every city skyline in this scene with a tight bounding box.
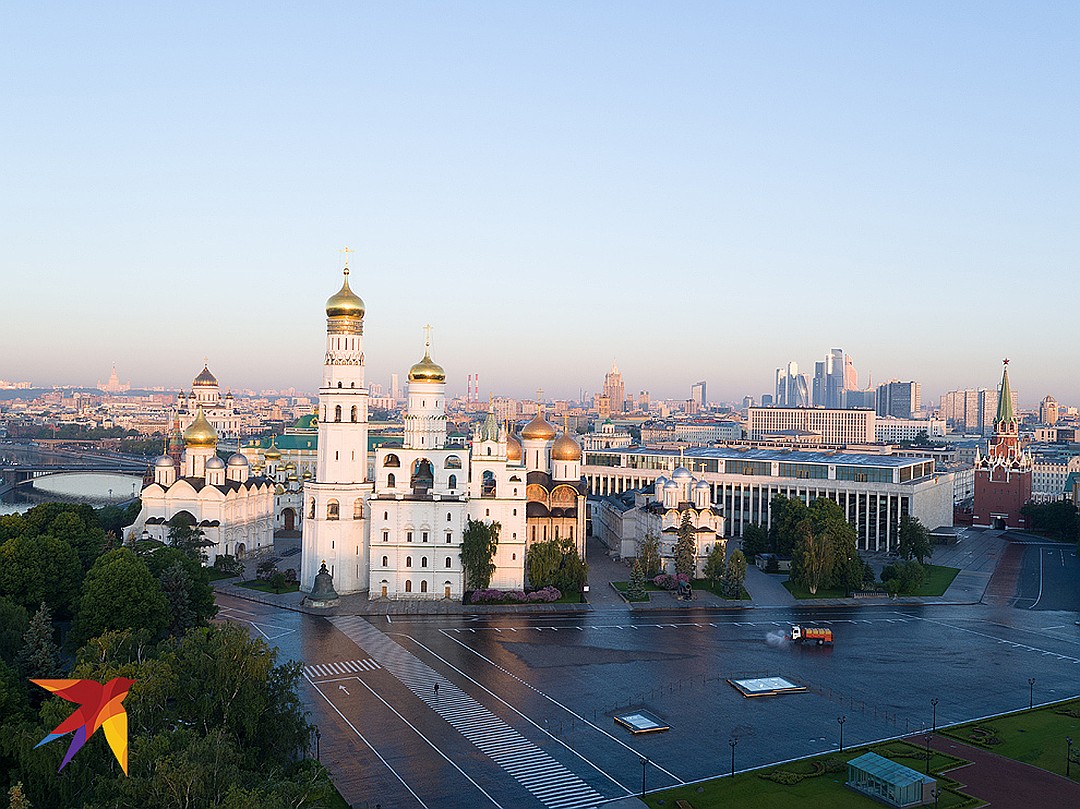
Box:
[3,5,1079,401]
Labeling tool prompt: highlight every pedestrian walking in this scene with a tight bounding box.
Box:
[434,682,440,698]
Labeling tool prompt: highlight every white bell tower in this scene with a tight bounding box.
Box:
[302,254,374,595]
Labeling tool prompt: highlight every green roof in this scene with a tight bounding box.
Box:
[846,752,934,788]
[293,413,318,430]
[996,363,1015,424]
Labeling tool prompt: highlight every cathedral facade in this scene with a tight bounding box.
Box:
[125,408,275,562]
[301,268,581,600]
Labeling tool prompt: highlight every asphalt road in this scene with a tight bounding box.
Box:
[1011,541,1080,611]
[217,596,1080,809]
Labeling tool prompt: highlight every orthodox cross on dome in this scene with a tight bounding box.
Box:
[536,387,544,404]
[423,323,433,350]
[340,246,354,271]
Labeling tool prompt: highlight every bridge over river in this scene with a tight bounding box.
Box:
[0,442,149,506]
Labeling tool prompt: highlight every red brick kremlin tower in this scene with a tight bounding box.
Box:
[972,360,1032,529]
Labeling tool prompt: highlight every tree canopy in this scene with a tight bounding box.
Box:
[71,549,170,646]
[460,519,501,591]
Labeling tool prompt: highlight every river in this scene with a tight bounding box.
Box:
[0,472,144,516]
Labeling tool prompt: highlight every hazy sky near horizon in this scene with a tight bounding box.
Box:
[2,3,1078,406]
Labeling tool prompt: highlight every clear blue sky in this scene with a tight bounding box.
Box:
[2,3,1077,405]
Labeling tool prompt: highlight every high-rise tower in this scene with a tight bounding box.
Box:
[301,266,373,594]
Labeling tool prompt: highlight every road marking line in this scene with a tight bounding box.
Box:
[304,675,429,809]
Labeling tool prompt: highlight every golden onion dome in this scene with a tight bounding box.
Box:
[408,349,446,383]
[506,431,523,462]
[521,410,556,441]
[325,268,366,319]
[183,408,218,448]
[551,419,582,461]
[193,364,218,388]
[264,438,282,459]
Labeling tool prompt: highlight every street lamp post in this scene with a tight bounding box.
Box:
[838,715,846,752]
[931,787,940,809]
[314,725,321,762]
[729,737,738,778]
[640,757,648,796]
[931,698,939,735]
[1068,736,1073,778]
[1029,678,1036,709]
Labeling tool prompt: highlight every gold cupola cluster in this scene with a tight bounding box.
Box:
[325,268,366,319]
[193,364,218,387]
[183,407,218,448]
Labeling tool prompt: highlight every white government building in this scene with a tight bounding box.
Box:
[301,267,570,600]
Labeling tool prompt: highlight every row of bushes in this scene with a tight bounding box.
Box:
[469,586,562,604]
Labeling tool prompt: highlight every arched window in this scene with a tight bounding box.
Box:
[482,470,496,497]
[446,512,452,522]
[405,556,412,568]
[444,581,452,598]
[411,458,434,492]
[405,580,412,593]
[448,474,457,489]
[384,454,400,467]
[334,405,342,422]
[337,381,342,388]
[351,406,358,422]
[387,473,396,488]
[570,526,574,539]
[554,526,559,541]
[421,557,428,568]
[383,511,388,520]
[327,500,339,520]
[486,447,492,456]
[353,500,363,520]
[381,556,388,567]
[308,499,315,519]
[445,556,452,568]
[445,455,462,469]
[420,580,428,593]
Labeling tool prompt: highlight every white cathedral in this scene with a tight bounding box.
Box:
[301,267,579,600]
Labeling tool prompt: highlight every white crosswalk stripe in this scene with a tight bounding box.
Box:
[331,616,607,809]
[304,658,381,679]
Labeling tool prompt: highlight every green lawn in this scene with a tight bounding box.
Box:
[206,569,237,582]
[911,564,960,596]
[644,741,980,809]
[782,580,849,599]
[941,699,1080,782]
[612,581,661,602]
[691,579,751,600]
[239,579,301,594]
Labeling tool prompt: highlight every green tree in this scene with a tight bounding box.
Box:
[702,543,726,592]
[167,514,209,563]
[269,571,287,594]
[72,549,169,646]
[460,519,501,590]
[627,559,647,601]
[769,495,809,556]
[143,545,216,629]
[553,538,588,593]
[0,597,29,666]
[721,548,748,598]
[17,603,61,679]
[7,782,30,809]
[637,533,662,577]
[673,513,697,578]
[159,563,196,634]
[898,514,933,563]
[740,523,768,559]
[0,534,82,616]
[526,539,563,588]
[791,519,834,595]
[44,511,104,571]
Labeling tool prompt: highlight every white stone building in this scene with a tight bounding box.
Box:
[176,365,242,437]
[125,408,274,563]
[593,466,725,576]
[301,268,536,599]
